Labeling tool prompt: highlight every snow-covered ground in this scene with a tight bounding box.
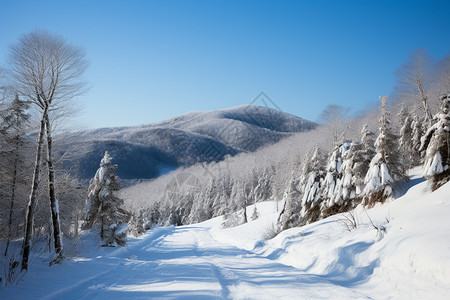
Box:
[2,169,450,299]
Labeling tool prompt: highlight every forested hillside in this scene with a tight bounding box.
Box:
[57,105,317,181]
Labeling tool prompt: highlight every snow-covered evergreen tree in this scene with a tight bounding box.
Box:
[279,176,302,230]
[0,94,31,256]
[363,96,406,207]
[297,152,313,192]
[354,125,375,192]
[321,142,350,216]
[254,169,273,203]
[411,114,425,157]
[300,147,326,224]
[398,105,415,169]
[421,94,450,190]
[340,142,362,203]
[222,180,248,228]
[84,151,130,246]
[188,180,214,224]
[339,124,377,211]
[250,204,259,221]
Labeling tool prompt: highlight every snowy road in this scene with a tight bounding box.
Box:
[6,224,366,300]
[4,177,450,299]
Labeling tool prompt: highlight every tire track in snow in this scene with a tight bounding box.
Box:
[209,263,241,299]
[41,260,121,300]
[40,227,175,299]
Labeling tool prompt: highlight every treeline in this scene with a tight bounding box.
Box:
[126,50,449,233]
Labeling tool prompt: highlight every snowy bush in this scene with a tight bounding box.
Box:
[338,210,359,232]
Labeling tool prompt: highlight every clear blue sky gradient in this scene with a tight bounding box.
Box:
[1,0,449,129]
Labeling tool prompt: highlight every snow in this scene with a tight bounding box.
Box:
[424,152,443,176]
[379,162,392,185]
[1,169,450,299]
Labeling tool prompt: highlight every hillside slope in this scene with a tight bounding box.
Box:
[3,169,449,299]
[58,105,316,180]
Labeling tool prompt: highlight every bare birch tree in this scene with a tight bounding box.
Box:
[9,30,88,270]
[395,49,434,125]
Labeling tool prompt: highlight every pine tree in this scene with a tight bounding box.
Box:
[84,151,130,246]
[339,125,376,210]
[321,142,350,216]
[298,152,312,191]
[279,176,302,230]
[350,124,376,198]
[0,94,30,256]
[254,169,272,203]
[421,94,450,190]
[340,142,362,205]
[411,114,425,161]
[222,180,248,228]
[300,147,326,224]
[398,105,415,169]
[251,204,259,221]
[363,96,406,207]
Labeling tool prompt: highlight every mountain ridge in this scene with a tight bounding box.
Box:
[58,104,317,181]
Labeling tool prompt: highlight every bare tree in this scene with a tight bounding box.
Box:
[432,55,450,99]
[395,49,434,125]
[0,66,7,104]
[318,104,350,147]
[9,30,88,270]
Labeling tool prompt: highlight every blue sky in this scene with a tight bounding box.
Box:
[1,0,449,129]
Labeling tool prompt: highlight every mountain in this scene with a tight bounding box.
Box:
[57,105,317,181]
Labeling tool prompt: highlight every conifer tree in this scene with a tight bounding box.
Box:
[300,147,326,224]
[398,105,415,169]
[421,94,450,190]
[0,94,30,256]
[341,142,362,204]
[321,142,350,215]
[277,155,311,230]
[354,125,376,195]
[363,96,406,207]
[411,114,425,161]
[84,151,130,246]
[279,176,302,230]
[298,152,313,191]
[340,125,376,209]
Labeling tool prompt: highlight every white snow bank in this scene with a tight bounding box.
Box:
[258,171,450,299]
[209,201,282,251]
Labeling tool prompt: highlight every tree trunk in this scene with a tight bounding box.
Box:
[418,82,433,125]
[44,114,64,262]
[21,108,47,271]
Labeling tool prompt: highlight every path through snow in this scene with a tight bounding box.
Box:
[4,223,367,300]
[3,171,450,299]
